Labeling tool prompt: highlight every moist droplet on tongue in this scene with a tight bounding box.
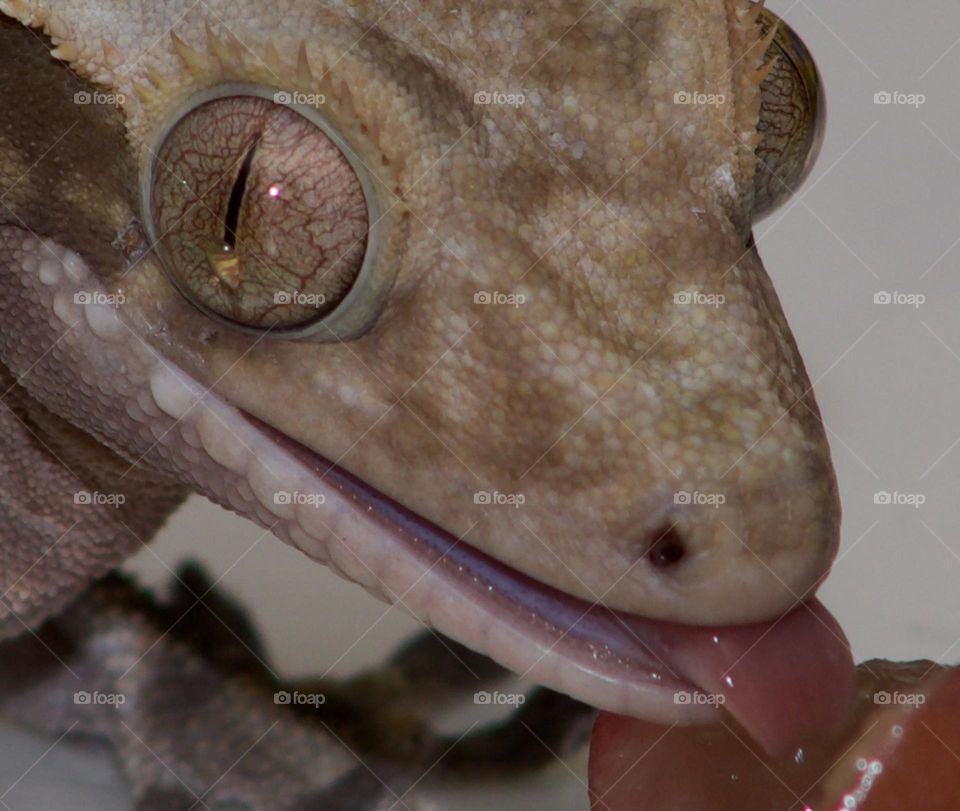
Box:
[644,599,856,754]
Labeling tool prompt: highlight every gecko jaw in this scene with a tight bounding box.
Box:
[2,231,855,753]
[243,415,718,727]
[241,413,855,753]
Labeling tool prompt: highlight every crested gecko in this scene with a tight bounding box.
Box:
[0,1,845,807]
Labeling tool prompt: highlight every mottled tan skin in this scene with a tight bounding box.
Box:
[1,0,838,626]
[0,0,838,806]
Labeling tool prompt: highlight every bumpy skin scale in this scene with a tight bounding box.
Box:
[0,1,839,806]
[0,0,839,625]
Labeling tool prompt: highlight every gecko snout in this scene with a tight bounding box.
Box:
[624,458,842,627]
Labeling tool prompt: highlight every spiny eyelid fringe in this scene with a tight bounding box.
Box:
[1,1,81,66]
[135,25,396,178]
[1,0,124,86]
[728,0,778,152]
[132,26,363,128]
[736,0,766,27]
[753,21,781,86]
[0,1,396,178]
[735,0,780,87]
[0,1,356,124]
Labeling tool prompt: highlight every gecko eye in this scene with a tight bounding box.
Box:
[752,12,825,220]
[142,86,384,340]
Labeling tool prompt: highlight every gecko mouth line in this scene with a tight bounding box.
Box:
[245,414,856,755]
[1,228,852,757]
[2,224,856,763]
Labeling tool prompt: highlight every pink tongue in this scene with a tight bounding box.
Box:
[635,598,856,754]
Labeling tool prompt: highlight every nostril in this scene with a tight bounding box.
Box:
[646,525,687,569]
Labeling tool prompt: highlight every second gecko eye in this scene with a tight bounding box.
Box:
[752,11,825,220]
[142,86,384,339]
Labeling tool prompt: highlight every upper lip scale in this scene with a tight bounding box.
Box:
[244,413,714,695]
[3,232,851,751]
[243,412,856,754]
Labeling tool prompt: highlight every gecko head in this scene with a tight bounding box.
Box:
[0,0,846,746]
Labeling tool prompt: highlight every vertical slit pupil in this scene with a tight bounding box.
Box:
[223,134,261,250]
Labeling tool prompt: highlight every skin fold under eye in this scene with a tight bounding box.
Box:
[147,92,370,332]
[752,11,825,219]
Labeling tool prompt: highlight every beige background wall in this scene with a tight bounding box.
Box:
[120,2,960,808]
